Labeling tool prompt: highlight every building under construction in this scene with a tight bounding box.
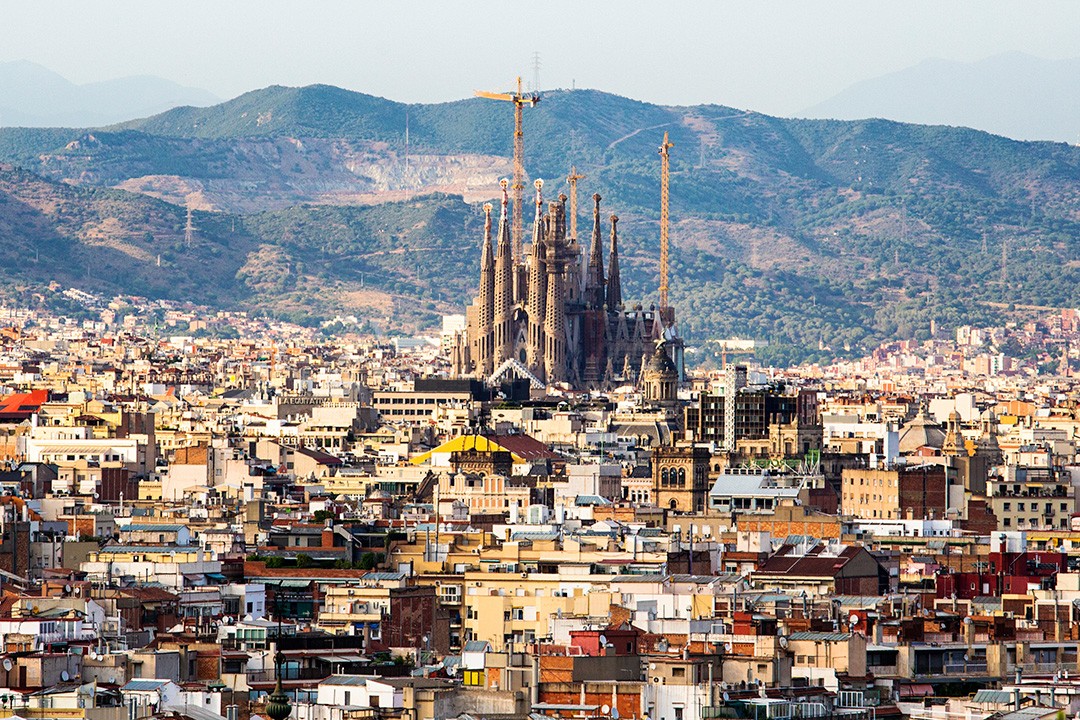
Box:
[450,179,682,390]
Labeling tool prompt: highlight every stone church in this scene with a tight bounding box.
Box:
[451,180,681,389]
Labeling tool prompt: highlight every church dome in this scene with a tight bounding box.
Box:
[898,410,946,454]
[644,344,678,379]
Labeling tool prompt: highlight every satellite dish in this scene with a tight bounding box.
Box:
[599,634,608,647]
[64,584,72,594]
[722,692,731,703]
[964,652,972,662]
[724,642,733,653]
[963,616,973,625]
[2,659,12,672]
[612,708,620,720]
[778,636,789,650]
[602,706,611,715]
[849,614,860,626]
[74,587,81,596]
[61,670,70,681]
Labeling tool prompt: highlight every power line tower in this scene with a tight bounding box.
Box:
[659,131,674,313]
[531,51,542,93]
[184,204,194,248]
[1001,237,1008,291]
[566,166,586,239]
[475,78,541,260]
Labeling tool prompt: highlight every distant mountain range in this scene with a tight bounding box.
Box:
[0,60,219,128]
[802,52,1080,144]
[1,83,1080,365]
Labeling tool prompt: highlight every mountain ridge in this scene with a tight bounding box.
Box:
[1,83,1080,365]
[0,60,220,128]
[802,52,1080,144]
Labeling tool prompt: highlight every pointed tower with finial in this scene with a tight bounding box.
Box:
[475,202,496,377]
[493,180,514,366]
[265,618,292,720]
[607,215,622,311]
[585,193,606,310]
[526,179,547,375]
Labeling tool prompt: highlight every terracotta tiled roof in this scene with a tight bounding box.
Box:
[0,390,47,420]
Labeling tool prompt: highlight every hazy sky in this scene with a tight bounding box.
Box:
[5,0,1080,115]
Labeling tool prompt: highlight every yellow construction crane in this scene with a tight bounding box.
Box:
[659,131,674,312]
[475,77,540,259]
[566,166,586,238]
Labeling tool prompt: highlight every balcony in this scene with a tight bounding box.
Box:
[943,663,989,675]
[246,667,329,684]
[1016,661,1078,675]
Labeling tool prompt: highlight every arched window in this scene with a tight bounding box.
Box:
[661,467,670,487]
[678,468,687,487]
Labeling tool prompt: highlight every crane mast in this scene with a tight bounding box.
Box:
[475,77,540,260]
[659,131,674,312]
[566,165,586,238]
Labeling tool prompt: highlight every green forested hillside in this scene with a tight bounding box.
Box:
[1,85,1080,363]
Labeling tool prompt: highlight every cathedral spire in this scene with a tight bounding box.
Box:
[544,200,566,383]
[480,202,494,277]
[607,214,622,310]
[494,180,514,365]
[586,193,606,309]
[475,202,496,376]
[526,179,547,374]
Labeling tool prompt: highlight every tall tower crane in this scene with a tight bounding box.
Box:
[659,131,674,313]
[475,77,540,260]
[566,166,586,238]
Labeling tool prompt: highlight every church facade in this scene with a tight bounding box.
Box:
[451,181,681,389]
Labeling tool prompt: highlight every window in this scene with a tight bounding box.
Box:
[672,667,685,678]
